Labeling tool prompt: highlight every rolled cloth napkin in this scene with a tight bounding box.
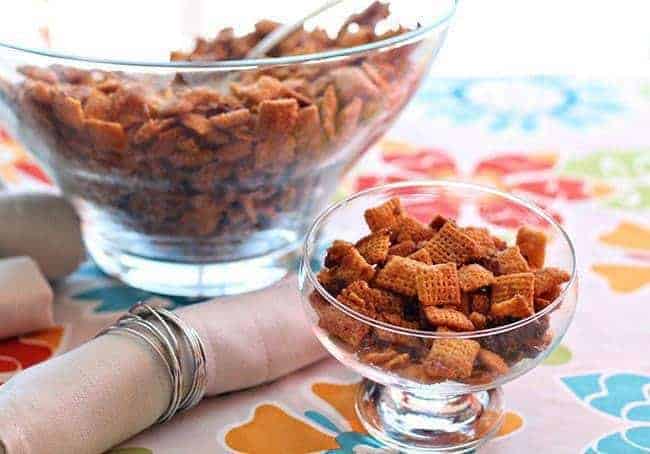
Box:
[0,193,84,280]
[0,276,326,454]
[0,256,54,339]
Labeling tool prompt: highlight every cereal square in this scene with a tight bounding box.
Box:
[424,338,480,380]
[256,98,299,137]
[310,293,370,348]
[458,264,495,292]
[416,263,461,307]
[491,272,535,307]
[408,247,432,264]
[462,226,500,257]
[393,215,435,243]
[343,280,404,315]
[364,197,403,232]
[324,240,355,268]
[355,229,391,265]
[490,294,534,319]
[485,246,530,275]
[534,267,570,297]
[423,306,475,331]
[374,256,428,296]
[423,222,480,265]
[388,240,417,257]
[516,226,547,269]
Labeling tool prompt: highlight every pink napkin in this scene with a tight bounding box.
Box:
[0,276,325,454]
[0,256,54,340]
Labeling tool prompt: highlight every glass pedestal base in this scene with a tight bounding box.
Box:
[356,380,504,453]
[86,234,298,297]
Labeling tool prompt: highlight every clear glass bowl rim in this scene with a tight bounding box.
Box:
[302,179,578,340]
[0,0,457,70]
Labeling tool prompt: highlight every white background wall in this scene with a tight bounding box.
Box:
[2,0,649,77]
[435,0,650,77]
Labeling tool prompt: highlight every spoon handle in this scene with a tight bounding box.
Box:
[246,0,345,58]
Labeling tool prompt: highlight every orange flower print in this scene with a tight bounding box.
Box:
[224,380,524,453]
[593,222,650,293]
[0,326,65,385]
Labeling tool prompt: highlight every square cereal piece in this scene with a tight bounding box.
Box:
[408,248,432,264]
[423,306,474,331]
[294,105,322,153]
[388,240,417,257]
[477,349,509,375]
[462,227,499,257]
[424,338,481,380]
[517,226,547,269]
[471,293,491,314]
[310,292,370,348]
[84,119,127,151]
[423,222,480,265]
[355,228,391,265]
[324,240,355,268]
[364,197,403,232]
[491,272,535,307]
[53,92,85,130]
[415,263,461,307]
[334,247,376,285]
[534,267,571,296]
[458,264,495,292]
[255,98,299,137]
[231,75,285,104]
[375,312,422,348]
[338,284,377,318]
[490,294,534,319]
[343,280,404,315]
[393,215,435,243]
[484,246,530,275]
[374,256,429,296]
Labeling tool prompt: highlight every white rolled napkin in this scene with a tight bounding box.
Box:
[0,193,84,280]
[0,276,325,454]
[0,256,54,339]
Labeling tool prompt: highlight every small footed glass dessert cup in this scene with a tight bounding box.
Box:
[298,181,578,453]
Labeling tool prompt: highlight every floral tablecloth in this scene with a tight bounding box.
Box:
[1,76,649,454]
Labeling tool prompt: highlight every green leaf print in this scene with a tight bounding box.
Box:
[564,150,650,180]
[607,184,650,210]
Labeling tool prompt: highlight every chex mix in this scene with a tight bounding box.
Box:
[311,197,570,384]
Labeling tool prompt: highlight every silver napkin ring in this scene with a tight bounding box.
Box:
[97,302,208,424]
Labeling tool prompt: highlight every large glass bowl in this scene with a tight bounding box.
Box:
[0,0,456,296]
[299,181,578,453]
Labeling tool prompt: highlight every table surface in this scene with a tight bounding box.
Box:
[1,75,649,454]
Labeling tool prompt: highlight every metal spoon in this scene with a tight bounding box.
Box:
[246,0,345,58]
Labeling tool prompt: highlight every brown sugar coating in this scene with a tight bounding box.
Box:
[310,197,572,384]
